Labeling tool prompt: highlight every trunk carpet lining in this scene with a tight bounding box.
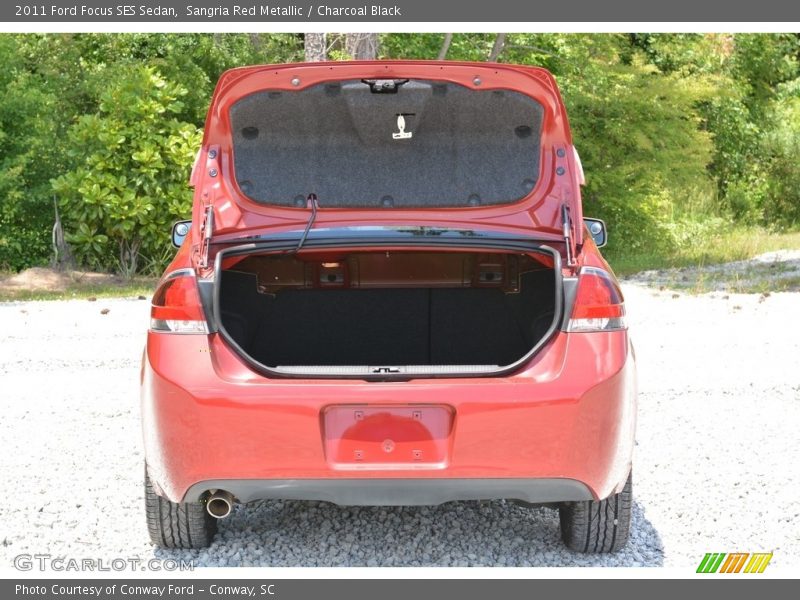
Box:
[220,270,554,367]
[229,80,544,208]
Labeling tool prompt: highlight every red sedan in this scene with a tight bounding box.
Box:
[141,61,636,553]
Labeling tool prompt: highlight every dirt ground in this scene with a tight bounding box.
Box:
[0,267,120,292]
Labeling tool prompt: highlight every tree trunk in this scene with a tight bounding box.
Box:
[249,33,262,55]
[51,198,74,271]
[119,238,141,279]
[304,33,327,62]
[437,33,453,60]
[345,33,379,60]
[488,33,507,62]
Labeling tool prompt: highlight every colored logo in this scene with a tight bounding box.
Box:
[697,552,773,573]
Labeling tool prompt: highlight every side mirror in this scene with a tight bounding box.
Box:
[583,218,607,248]
[171,220,191,248]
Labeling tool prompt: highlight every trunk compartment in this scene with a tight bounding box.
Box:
[217,247,559,377]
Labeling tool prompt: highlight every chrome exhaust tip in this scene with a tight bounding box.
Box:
[205,490,234,519]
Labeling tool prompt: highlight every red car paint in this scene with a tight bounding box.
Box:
[184,61,584,271]
[142,61,635,507]
[143,326,635,502]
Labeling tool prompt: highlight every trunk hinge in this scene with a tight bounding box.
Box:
[199,206,214,269]
[561,203,577,267]
[292,194,319,254]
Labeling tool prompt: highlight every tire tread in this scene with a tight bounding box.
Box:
[559,471,632,553]
[144,467,217,549]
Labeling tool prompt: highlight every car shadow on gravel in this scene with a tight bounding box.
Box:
[154,498,664,567]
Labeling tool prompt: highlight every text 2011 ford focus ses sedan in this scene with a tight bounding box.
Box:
[141,61,637,553]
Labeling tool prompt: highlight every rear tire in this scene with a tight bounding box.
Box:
[559,471,632,553]
[145,467,217,549]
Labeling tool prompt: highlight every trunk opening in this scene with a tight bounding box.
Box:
[215,246,560,378]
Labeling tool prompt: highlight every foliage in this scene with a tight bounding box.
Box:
[529,37,717,254]
[0,33,798,274]
[759,82,800,227]
[0,36,61,270]
[51,66,200,275]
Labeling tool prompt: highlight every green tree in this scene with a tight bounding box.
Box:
[0,35,62,270]
[536,36,717,253]
[759,79,800,227]
[52,65,200,275]
[1,33,798,274]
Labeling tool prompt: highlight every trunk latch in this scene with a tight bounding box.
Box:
[362,78,409,93]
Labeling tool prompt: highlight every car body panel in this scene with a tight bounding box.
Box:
[141,328,636,504]
[143,61,636,510]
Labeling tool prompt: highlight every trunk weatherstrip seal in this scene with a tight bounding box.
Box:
[211,236,563,380]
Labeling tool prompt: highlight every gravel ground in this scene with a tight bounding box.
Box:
[1,255,798,569]
[624,249,800,292]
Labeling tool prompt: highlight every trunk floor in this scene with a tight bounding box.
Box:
[220,271,554,367]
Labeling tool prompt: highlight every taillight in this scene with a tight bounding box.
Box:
[150,270,208,334]
[567,267,627,332]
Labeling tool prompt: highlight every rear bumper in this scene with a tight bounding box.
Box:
[141,330,636,505]
[183,478,593,505]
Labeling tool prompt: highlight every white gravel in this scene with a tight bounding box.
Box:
[1,258,798,568]
[624,249,800,292]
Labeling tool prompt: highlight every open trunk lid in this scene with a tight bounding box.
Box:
[189,61,584,263]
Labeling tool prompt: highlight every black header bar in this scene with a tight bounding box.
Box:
[4,0,800,23]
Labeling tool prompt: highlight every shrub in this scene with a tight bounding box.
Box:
[52,66,200,276]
